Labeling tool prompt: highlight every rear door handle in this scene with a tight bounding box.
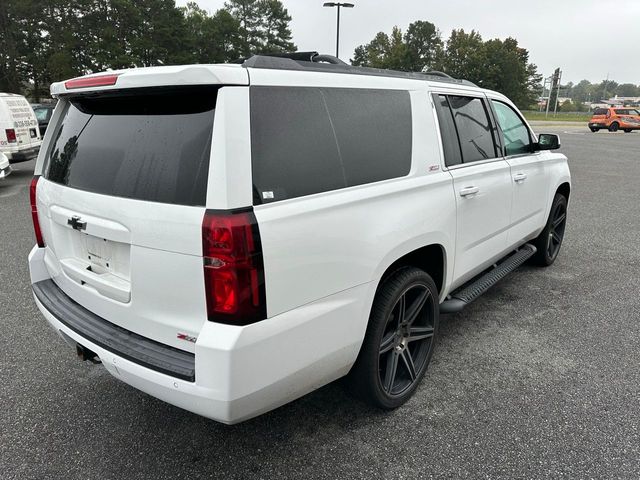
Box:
[513,173,528,183]
[459,186,480,197]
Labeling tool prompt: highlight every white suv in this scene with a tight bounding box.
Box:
[28,53,571,424]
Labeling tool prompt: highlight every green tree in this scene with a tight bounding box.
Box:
[183,3,241,63]
[256,0,295,53]
[0,0,23,93]
[352,23,439,72]
[615,83,639,97]
[225,0,294,56]
[440,29,486,82]
[403,20,443,71]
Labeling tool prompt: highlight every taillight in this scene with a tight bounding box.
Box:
[5,129,17,143]
[30,176,45,247]
[202,209,266,325]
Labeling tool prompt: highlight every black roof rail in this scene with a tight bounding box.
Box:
[239,51,477,87]
[420,69,452,79]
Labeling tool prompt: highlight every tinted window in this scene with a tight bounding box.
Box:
[43,87,216,206]
[433,94,462,167]
[491,101,531,156]
[448,96,497,163]
[593,108,608,116]
[250,87,412,203]
[322,88,412,187]
[615,109,640,115]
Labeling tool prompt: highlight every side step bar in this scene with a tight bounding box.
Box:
[440,244,537,314]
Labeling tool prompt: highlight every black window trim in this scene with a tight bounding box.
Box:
[487,97,536,159]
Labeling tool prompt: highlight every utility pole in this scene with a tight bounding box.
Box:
[546,68,561,117]
[602,72,609,103]
[553,69,562,115]
[323,2,354,58]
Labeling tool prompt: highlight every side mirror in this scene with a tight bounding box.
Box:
[533,133,561,151]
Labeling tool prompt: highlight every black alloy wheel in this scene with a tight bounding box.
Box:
[531,193,568,266]
[609,122,619,132]
[378,284,435,396]
[546,199,567,261]
[348,267,439,409]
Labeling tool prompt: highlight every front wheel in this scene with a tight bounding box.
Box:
[609,122,619,132]
[347,267,439,409]
[624,129,632,133]
[530,193,568,266]
[590,127,599,132]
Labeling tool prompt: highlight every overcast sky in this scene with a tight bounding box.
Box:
[177,0,640,85]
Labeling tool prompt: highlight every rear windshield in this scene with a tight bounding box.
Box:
[43,87,217,206]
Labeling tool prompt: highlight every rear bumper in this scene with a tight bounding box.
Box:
[5,145,40,163]
[28,246,371,424]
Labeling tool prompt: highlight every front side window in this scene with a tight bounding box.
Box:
[491,101,531,156]
[448,96,497,163]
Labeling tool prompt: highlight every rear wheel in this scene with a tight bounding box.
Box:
[531,193,568,266]
[590,127,599,132]
[348,267,439,409]
[609,122,619,132]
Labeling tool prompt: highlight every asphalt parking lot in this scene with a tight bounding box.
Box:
[1,126,639,479]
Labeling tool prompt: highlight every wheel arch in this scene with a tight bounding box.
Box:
[376,243,447,298]
[556,181,571,200]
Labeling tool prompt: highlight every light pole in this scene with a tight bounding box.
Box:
[323,2,354,58]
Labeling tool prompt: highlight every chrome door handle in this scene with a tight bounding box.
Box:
[513,173,528,183]
[459,186,480,197]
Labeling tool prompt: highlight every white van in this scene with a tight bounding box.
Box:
[28,53,570,424]
[0,93,42,163]
[0,152,10,179]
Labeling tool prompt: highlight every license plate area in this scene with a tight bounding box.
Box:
[75,232,130,281]
[47,205,132,303]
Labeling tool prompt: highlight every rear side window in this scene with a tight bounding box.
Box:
[43,87,216,206]
[615,109,640,115]
[593,108,608,116]
[448,96,497,163]
[433,94,462,167]
[250,87,412,203]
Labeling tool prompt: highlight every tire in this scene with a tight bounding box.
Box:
[530,193,568,266]
[347,267,439,409]
[609,122,619,132]
[590,127,599,132]
[624,129,632,133]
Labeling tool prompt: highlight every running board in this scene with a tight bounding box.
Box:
[440,244,537,314]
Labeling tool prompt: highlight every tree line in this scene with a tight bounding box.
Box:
[352,22,541,109]
[554,79,640,112]
[352,22,640,111]
[0,0,295,101]
[3,2,637,109]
